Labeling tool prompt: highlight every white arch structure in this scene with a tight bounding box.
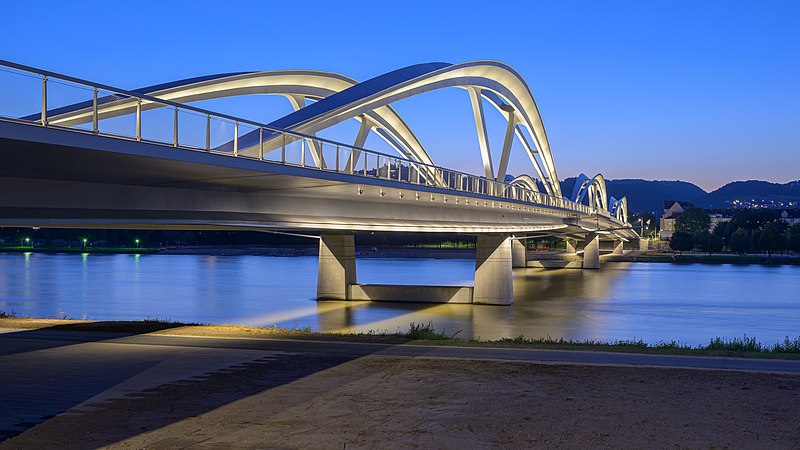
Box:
[255,61,562,197]
[30,60,641,215]
[571,173,609,212]
[610,196,629,223]
[42,70,435,169]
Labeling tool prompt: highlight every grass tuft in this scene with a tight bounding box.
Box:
[403,322,453,340]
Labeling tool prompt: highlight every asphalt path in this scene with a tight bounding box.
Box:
[3,327,800,374]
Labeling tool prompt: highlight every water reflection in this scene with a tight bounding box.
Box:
[0,253,798,345]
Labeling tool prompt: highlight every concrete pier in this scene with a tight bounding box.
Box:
[582,234,600,269]
[316,234,514,305]
[565,239,577,254]
[511,238,527,268]
[473,236,514,305]
[613,240,624,255]
[317,234,357,300]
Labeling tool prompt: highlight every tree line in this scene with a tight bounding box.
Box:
[670,208,800,254]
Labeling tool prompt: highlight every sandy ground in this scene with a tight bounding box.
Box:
[4,352,799,449]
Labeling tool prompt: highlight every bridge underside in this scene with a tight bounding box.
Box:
[0,121,639,306]
[0,121,632,238]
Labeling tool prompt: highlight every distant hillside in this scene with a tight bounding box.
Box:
[560,178,707,215]
[706,180,800,208]
[557,178,800,215]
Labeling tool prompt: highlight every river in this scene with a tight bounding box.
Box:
[1,252,798,346]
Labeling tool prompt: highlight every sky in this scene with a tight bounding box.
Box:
[2,0,798,191]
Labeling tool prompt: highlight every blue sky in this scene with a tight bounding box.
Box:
[3,0,798,191]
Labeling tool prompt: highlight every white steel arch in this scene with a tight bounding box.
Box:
[258,61,562,197]
[44,71,435,167]
[611,196,629,224]
[40,61,580,203]
[572,173,608,212]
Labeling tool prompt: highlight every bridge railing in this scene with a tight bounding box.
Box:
[0,60,605,217]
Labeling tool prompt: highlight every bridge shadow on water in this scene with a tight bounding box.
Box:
[0,321,392,447]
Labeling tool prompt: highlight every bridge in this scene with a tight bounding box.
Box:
[0,60,638,305]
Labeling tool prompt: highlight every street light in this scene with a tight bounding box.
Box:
[82,238,87,248]
[135,239,140,248]
[24,237,30,248]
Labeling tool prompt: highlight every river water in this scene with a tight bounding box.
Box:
[1,252,798,345]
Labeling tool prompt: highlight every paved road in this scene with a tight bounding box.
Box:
[1,327,799,441]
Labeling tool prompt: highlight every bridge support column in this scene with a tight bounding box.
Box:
[565,239,577,254]
[511,238,527,268]
[613,240,624,255]
[582,234,600,270]
[317,234,356,300]
[474,236,513,305]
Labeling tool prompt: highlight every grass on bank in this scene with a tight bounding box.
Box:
[0,246,159,254]
[2,314,799,359]
[632,252,800,265]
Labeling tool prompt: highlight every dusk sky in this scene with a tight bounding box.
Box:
[3,0,798,191]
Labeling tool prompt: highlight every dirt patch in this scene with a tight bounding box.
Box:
[4,355,799,449]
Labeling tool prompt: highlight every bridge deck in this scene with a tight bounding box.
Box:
[0,120,633,237]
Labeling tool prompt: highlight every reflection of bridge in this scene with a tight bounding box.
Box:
[0,60,638,305]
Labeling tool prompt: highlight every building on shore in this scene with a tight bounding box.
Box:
[659,201,693,240]
[659,203,800,240]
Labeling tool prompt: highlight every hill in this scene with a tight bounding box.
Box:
[560,178,707,214]
[557,178,800,215]
[706,180,800,208]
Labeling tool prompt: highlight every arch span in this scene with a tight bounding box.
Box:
[43,70,434,167]
[611,196,629,224]
[572,173,608,211]
[256,61,561,196]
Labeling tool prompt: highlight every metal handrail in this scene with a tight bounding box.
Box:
[0,59,609,218]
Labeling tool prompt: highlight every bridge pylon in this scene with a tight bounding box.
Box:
[317,234,357,300]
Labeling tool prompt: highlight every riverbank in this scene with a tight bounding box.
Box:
[4,244,799,265]
[1,320,799,448]
[2,318,798,360]
[605,251,800,265]
[0,245,160,254]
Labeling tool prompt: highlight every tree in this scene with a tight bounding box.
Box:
[729,209,780,231]
[759,222,786,255]
[676,207,711,235]
[789,224,800,253]
[670,231,694,252]
[750,229,762,253]
[698,232,723,253]
[730,227,750,254]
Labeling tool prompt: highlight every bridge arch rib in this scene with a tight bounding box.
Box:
[611,196,629,224]
[256,61,562,197]
[572,173,608,212]
[42,70,435,168]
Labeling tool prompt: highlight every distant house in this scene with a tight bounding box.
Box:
[781,209,800,225]
[706,208,735,231]
[659,201,694,240]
